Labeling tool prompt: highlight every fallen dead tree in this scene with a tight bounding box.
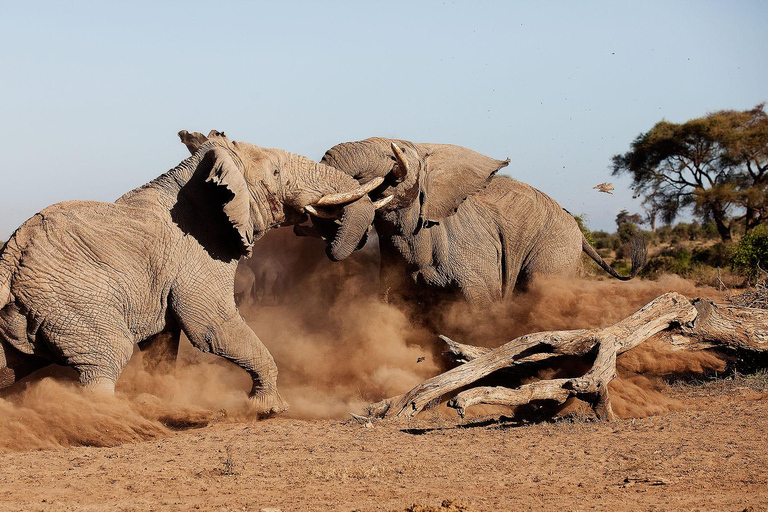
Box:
[365,292,768,421]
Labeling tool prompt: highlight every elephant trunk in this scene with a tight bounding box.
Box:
[327,197,376,261]
[286,157,377,261]
[321,138,406,182]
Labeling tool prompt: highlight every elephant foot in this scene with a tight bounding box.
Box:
[83,377,116,395]
[248,385,289,418]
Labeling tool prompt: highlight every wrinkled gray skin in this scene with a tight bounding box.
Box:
[0,131,375,415]
[319,138,645,307]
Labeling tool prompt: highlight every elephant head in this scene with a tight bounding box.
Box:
[177,130,383,261]
[319,137,510,230]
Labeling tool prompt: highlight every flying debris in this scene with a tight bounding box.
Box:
[593,182,614,194]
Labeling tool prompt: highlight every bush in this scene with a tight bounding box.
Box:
[573,214,594,246]
[655,225,672,244]
[610,259,632,275]
[617,222,639,242]
[702,222,719,240]
[692,242,733,268]
[641,246,694,277]
[732,225,768,278]
[591,231,620,251]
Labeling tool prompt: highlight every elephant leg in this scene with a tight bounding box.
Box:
[0,339,48,389]
[61,333,134,394]
[461,284,498,307]
[179,311,288,415]
[138,328,180,374]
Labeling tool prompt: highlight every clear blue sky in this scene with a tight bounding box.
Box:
[1,0,766,238]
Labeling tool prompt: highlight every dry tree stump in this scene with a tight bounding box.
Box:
[366,292,768,421]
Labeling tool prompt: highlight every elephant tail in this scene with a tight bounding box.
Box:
[581,233,647,281]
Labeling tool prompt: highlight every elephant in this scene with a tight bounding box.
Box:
[234,261,257,307]
[0,130,386,415]
[311,137,646,307]
[249,255,284,305]
[233,256,284,307]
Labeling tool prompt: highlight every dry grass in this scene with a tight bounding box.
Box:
[399,500,478,512]
[669,368,768,397]
[727,267,768,309]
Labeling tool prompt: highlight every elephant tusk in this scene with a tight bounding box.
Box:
[304,204,341,219]
[373,195,394,209]
[314,176,385,206]
[390,142,409,179]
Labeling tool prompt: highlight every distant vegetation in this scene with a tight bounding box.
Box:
[612,104,768,243]
[732,225,768,279]
[588,104,768,287]
[580,210,767,287]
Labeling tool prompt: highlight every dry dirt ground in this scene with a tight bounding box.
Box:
[0,381,766,511]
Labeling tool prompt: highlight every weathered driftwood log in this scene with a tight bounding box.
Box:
[367,292,768,421]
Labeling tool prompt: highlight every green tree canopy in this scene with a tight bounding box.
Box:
[612,104,768,242]
[714,104,768,231]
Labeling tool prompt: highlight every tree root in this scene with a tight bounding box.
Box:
[365,292,768,421]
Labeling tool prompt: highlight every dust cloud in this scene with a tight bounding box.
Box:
[0,229,730,451]
[240,233,728,421]
[0,350,262,453]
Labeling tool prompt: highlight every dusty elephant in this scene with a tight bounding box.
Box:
[233,256,283,307]
[0,130,383,415]
[312,138,645,306]
[234,261,257,307]
[249,254,285,305]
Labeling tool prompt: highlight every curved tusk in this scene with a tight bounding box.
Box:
[373,195,395,209]
[390,142,409,179]
[304,204,340,219]
[314,176,385,207]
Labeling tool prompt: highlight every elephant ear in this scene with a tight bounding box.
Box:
[419,144,510,224]
[202,147,255,257]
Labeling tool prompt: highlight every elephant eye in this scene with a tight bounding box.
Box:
[273,168,280,176]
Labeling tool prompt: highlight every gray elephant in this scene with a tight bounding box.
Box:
[0,130,384,415]
[250,254,284,305]
[234,261,257,307]
[311,137,645,306]
[233,256,283,306]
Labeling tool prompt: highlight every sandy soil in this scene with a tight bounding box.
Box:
[0,382,766,512]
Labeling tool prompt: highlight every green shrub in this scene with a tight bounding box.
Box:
[702,222,719,240]
[692,242,733,268]
[617,222,639,242]
[641,246,694,277]
[732,225,768,278]
[591,230,617,251]
[655,225,672,244]
[610,259,632,275]
[573,214,594,246]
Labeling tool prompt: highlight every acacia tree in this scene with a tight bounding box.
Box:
[612,104,768,242]
[715,104,768,231]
